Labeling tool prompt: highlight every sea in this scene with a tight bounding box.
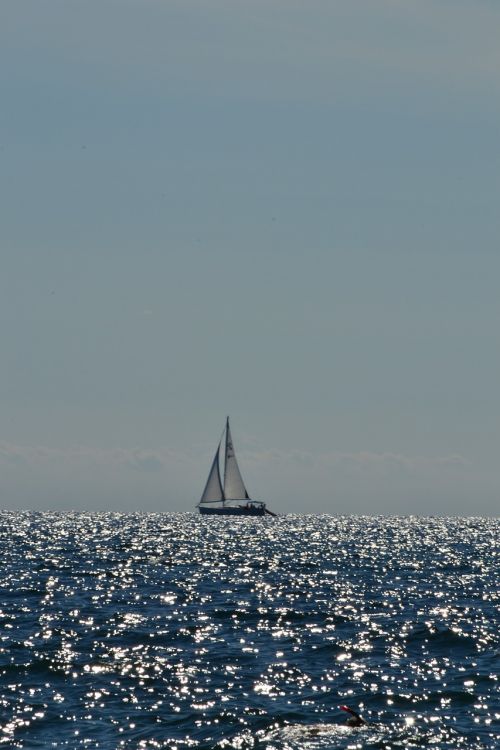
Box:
[0,512,498,750]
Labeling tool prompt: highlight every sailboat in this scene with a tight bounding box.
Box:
[198,418,276,516]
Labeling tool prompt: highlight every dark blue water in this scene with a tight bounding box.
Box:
[0,512,498,749]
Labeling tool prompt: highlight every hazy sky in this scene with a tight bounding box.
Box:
[1,1,499,515]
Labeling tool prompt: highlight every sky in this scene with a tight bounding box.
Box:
[1,0,499,515]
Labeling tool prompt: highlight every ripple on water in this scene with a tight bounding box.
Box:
[0,512,498,749]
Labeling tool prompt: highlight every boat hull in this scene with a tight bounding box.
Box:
[199,505,267,516]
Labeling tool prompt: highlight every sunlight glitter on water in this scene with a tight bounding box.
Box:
[0,512,498,749]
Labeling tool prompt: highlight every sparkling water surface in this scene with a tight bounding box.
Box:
[0,512,498,749]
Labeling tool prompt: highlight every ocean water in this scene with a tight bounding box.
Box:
[0,512,498,749]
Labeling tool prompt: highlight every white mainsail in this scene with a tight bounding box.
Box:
[199,441,224,504]
[223,418,249,501]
